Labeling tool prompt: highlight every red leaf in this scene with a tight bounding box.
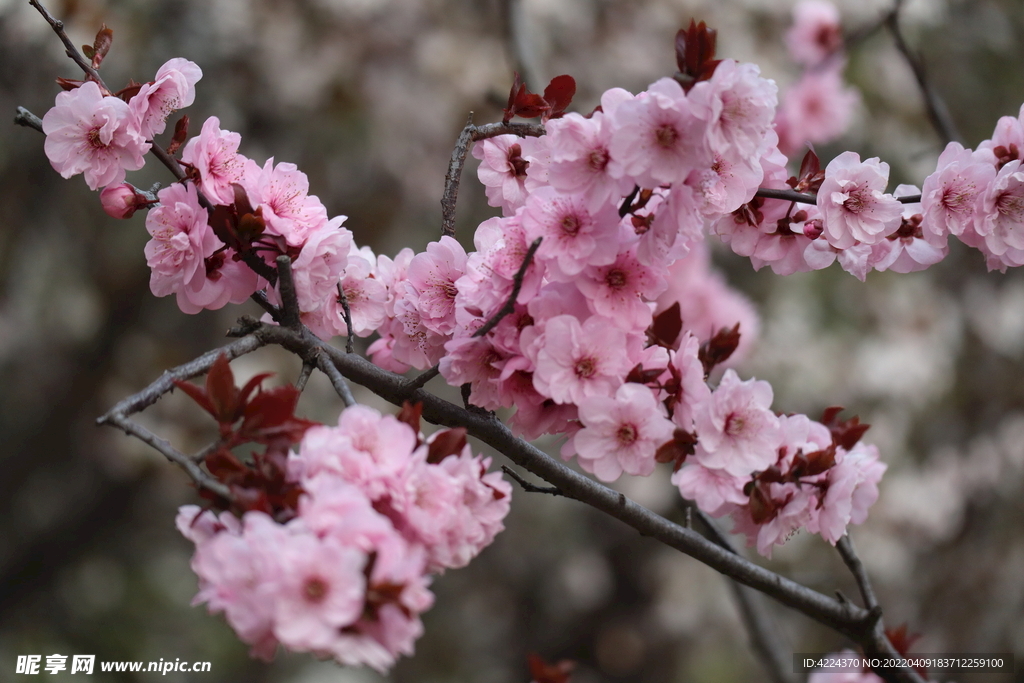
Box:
[647,302,682,349]
[674,20,720,91]
[654,430,696,471]
[204,447,249,482]
[528,654,574,683]
[55,77,85,91]
[173,378,218,418]
[698,323,741,376]
[91,24,113,69]
[503,72,550,124]
[542,75,576,121]
[626,363,666,385]
[205,353,240,424]
[821,406,871,451]
[166,114,189,156]
[114,80,143,102]
[397,401,423,442]
[426,428,467,464]
[240,386,318,444]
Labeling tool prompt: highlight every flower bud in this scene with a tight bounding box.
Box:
[100,183,144,219]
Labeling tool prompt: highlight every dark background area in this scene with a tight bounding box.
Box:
[1,0,1023,681]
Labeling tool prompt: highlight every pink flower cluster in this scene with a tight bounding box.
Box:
[42,60,201,190]
[178,405,510,671]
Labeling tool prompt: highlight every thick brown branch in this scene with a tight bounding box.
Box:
[314,348,355,407]
[275,255,302,329]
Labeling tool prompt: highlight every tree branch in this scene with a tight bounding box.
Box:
[501,465,564,496]
[14,106,44,133]
[29,0,108,91]
[441,118,546,237]
[473,236,542,339]
[754,187,921,205]
[885,2,960,146]
[275,255,302,329]
[336,283,355,354]
[314,348,355,408]
[102,413,231,499]
[837,535,879,612]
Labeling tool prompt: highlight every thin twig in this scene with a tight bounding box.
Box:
[29,0,108,90]
[249,291,282,324]
[97,334,266,421]
[837,535,879,611]
[754,187,921,205]
[885,2,960,145]
[314,348,355,407]
[104,413,231,499]
[473,237,542,339]
[501,465,563,496]
[14,106,43,133]
[295,361,315,391]
[275,255,302,329]
[336,283,355,354]
[441,118,546,237]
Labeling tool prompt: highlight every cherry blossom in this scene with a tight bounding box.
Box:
[129,57,203,139]
[693,369,782,477]
[817,151,903,249]
[42,81,148,190]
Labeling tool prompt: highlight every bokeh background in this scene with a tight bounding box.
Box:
[1,0,1023,681]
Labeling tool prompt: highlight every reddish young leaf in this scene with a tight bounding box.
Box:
[239,386,318,444]
[698,323,741,376]
[205,353,241,424]
[674,20,721,91]
[91,24,114,69]
[542,75,576,121]
[426,427,468,464]
[55,77,85,91]
[654,429,696,470]
[626,363,666,385]
[397,401,424,442]
[528,654,574,683]
[166,114,189,156]
[173,378,218,418]
[647,302,682,349]
[204,447,249,482]
[113,79,143,102]
[503,72,549,124]
[821,406,871,451]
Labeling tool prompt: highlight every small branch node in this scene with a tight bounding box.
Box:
[500,465,564,496]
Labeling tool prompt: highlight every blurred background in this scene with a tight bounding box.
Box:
[1,0,1024,681]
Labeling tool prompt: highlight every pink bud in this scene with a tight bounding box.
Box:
[100,183,143,219]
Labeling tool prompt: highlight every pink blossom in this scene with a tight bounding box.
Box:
[42,81,149,190]
[521,187,620,277]
[573,383,676,481]
[693,369,783,477]
[546,111,632,211]
[530,314,631,405]
[818,151,903,249]
[811,442,886,544]
[977,159,1024,256]
[672,463,748,516]
[129,58,203,139]
[920,142,994,244]
[296,476,397,549]
[473,134,540,214]
[190,512,284,658]
[271,533,367,652]
[668,332,712,431]
[439,335,509,410]
[872,186,948,273]
[786,0,843,66]
[608,78,709,186]
[181,116,256,206]
[175,505,241,545]
[639,185,705,267]
[248,158,330,246]
[576,245,666,331]
[775,62,859,156]
[334,247,388,336]
[688,59,778,162]
[687,151,764,216]
[404,236,467,336]
[143,182,224,313]
[288,217,352,318]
